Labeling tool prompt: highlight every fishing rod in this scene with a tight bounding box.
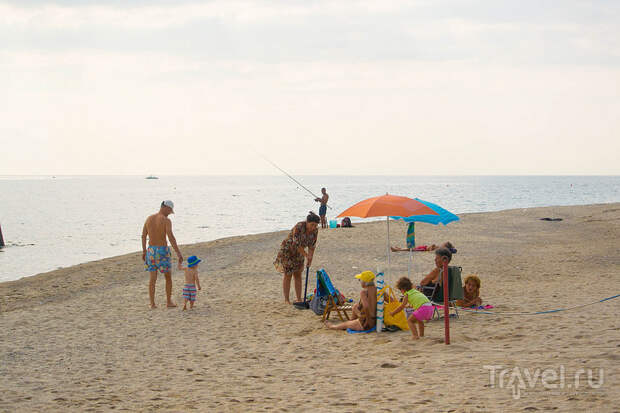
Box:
[259,153,332,209]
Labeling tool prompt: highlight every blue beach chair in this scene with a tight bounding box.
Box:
[317,269,353,322]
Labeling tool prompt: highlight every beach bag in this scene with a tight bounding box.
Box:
[341,217,352,228]
[379,285,410,331]
[310,294,329,315]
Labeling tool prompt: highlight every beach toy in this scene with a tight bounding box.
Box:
[329,219,337,228]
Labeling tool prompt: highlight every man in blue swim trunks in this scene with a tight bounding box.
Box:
[314,187,329,229]
[142,200,184,308]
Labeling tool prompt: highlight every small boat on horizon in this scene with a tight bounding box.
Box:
[145,175,159,180]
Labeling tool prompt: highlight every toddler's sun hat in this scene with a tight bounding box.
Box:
[187,256,202,267]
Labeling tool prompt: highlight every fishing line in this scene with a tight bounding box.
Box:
[257,152,332,209]
[460,293,620,316]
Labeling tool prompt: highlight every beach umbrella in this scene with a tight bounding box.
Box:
[389,198,460,225]
[337,194,459,333]
[389,198,459,276]
[337,194,458,271]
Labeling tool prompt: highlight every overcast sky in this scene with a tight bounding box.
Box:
[2,0,619,175]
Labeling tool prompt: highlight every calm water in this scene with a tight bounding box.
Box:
[1,175,619,282]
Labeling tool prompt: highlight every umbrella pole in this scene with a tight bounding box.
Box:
[408,248,412,278]
[386,216,390,280]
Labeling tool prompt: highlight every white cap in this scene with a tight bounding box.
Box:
[161,200,174,212]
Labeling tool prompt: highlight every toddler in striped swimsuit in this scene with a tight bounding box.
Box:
[178,255,202,310]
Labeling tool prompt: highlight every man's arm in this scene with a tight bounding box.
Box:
[165,218,183,263]
[141,223,148,261]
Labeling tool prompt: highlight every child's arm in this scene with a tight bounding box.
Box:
[195,273,201,290]
[459,292,482,307]
[389,296,408,317]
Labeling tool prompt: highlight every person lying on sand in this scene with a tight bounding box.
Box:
[325,271,377,331]
[391,241,456,253]
[455,274,483,308]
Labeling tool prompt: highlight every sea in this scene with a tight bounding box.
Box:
[1,175,619,282]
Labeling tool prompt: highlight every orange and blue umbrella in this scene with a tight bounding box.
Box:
[389,198,459,226]
[337,194,459,333]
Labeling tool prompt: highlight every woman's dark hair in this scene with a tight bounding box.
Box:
[444,241,455,250]
[396,277,413,292]
[435,247,452,263]
[306,211,320,223]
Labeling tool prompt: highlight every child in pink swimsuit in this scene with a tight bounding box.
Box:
[390,277,434,340]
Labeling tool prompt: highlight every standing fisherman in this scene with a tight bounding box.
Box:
[315,188,329,229]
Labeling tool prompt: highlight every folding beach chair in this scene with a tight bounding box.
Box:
[428,266,464,320]
[317,269,353,322]
[421,282,439,300]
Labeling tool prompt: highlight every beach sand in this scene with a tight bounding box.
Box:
[1,203,619,412]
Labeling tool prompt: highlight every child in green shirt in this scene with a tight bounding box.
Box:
[390,277,434,340]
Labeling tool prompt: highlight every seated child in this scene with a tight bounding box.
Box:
[178,255,202,310]
[325,271,377,332]
[390,277,434,340]
[391,241,457,254]
[456,274,482,307]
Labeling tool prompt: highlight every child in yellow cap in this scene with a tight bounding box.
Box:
[325,270,377,331]
[390,276,433,340]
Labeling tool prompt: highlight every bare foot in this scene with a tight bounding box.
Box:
[324,321,334,330]
[167,302,177,308]
[411,335,420,340]
[150,303,158,309]
[284,300,291,305]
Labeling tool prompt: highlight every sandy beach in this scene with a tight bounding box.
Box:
[1,203,619,412]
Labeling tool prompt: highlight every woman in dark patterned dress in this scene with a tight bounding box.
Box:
[274,211,320,304]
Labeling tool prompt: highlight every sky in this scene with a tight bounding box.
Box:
[1,0,619,175]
